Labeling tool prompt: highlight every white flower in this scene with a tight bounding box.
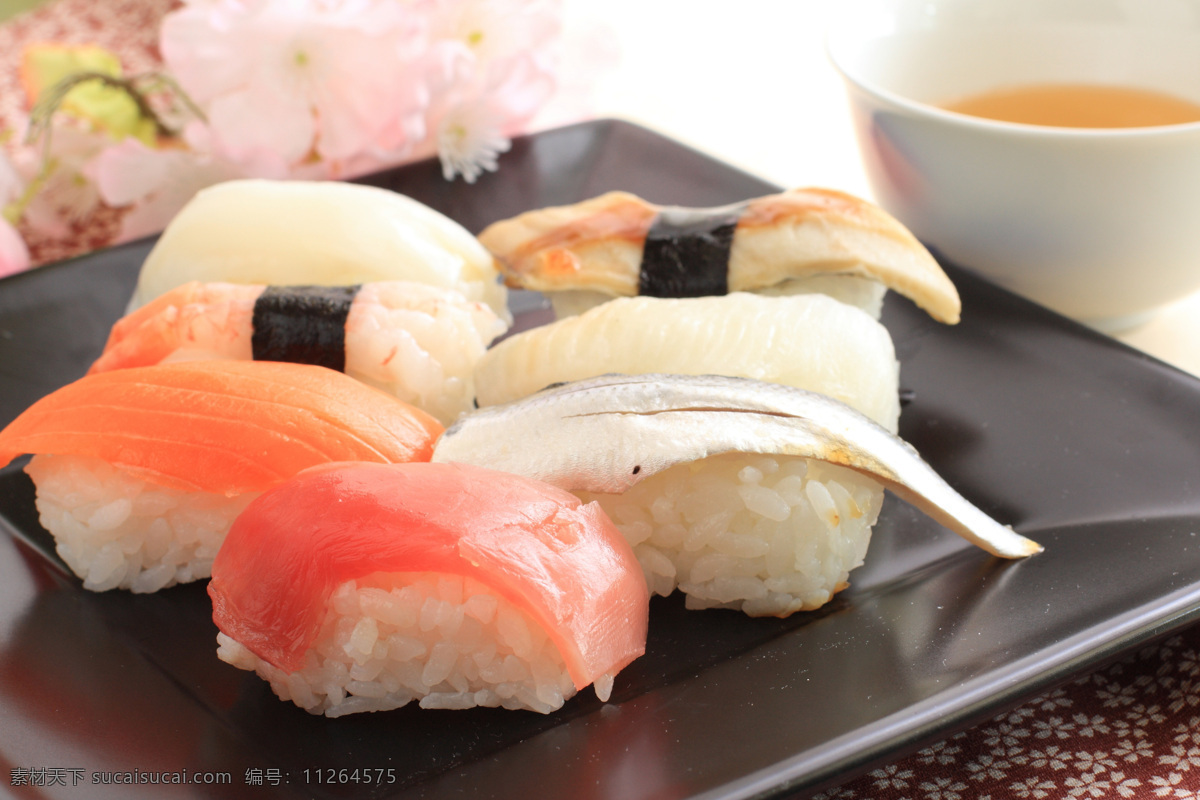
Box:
[868,763,913,791]
[1158,742,1200,773]
[965,753,1012,782]
[1112,736,1154,763]
[1021,745,1072,771]
[435,98,511,183]
[982,721,1031,757]
[1031,688,1072,713]
[432,0,560,68]
[1169,678,1200,714]
[918,775,968,800]
[426,0,559,142]
[1033,716,1074,739]
[1073,713,1111,738]
[1011,776,1057,799]
[917,736,964,765]
[1072,749,1117,774]
[1065,769,1141,799]
[1149,771,1190,797]
[161,0,429,168]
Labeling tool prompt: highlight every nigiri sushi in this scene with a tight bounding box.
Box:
[90,280,508,425]
[473,292,902,432]
[477,188,960,322]
[0,361,442,593]
[128,179,510,322]
[433,374,1041,616]
[210,461,650,716]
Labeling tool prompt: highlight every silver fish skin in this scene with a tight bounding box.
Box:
[433,373,1042,559]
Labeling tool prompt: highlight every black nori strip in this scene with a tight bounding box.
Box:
[251,285,360,372]
[638,204,744,297]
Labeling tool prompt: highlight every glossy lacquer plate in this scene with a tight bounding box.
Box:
[3,120,1200,800]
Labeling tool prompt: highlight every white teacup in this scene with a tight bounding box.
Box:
[827,0,1200,332]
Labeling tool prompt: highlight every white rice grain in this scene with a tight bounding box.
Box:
[27,453,258,593]
[216,572,584,716]
[577,452,883,616]
[345,283,507,425]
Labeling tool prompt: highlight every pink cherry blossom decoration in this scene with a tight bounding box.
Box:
[1,0,599,274]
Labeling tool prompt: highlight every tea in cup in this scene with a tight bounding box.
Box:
[827,0,1200,332]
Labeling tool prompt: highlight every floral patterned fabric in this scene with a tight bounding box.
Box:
[815,625,1200,798]
[0,0,178,265]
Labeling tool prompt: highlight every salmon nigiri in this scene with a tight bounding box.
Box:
[0,360,442,593]
[210,461,650,716]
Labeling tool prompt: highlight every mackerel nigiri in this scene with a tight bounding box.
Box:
[210,461,650,716]
[0,361,443,593]
[90,280,507,425]
[435,374,1041,616]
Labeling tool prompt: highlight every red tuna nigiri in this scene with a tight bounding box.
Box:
[210,461,649,712]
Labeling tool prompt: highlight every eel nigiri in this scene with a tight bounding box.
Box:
[433,374,1042,616]
[128,179,510,322]
[473,292,902,432]
[90,280,508,425]
[210,461,650,716]
[0,361,443,593]
[477,188,960,323]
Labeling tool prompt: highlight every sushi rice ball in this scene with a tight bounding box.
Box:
[0,361,442,593]
[209,461,650,716]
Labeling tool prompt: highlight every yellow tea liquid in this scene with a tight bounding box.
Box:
[941,83,1200,128]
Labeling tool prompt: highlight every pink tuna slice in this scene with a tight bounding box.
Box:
[208,460,650,690]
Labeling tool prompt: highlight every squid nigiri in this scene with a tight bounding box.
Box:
[433,374,1041,616]
[210,461,650,716]
[0,361,442,593]
[128,179,510,322]
[90,280,507,425]
[473,292,902,432]
[477,188,960,323]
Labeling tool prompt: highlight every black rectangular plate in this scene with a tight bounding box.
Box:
[3,119,1200,800]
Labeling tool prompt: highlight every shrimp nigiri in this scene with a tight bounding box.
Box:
[0,360,443,593]
[90,280,507,425]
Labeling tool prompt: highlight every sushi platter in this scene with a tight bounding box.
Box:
[3,119,1200,799]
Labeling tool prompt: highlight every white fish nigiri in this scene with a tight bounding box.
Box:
[129,179,509,322]
[434,374,1041,615]
[474,292,902,432]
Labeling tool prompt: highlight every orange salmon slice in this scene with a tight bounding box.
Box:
[0,360,443,495]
